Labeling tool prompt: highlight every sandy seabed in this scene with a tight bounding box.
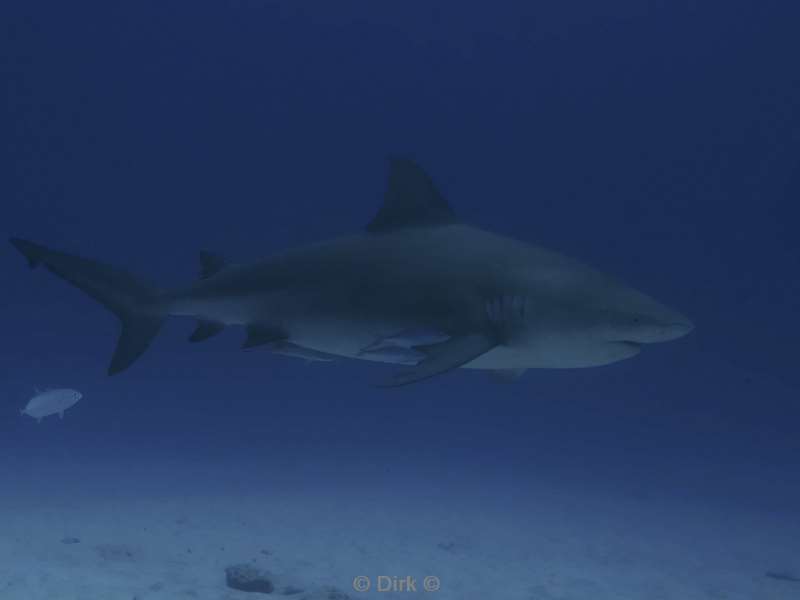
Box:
[1,455,798,600]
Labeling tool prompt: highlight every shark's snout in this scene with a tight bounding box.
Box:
[598,298,694,345]
[623,315,694,344]
[659,318,694,341]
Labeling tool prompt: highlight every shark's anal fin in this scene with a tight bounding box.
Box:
[199,251,230,279]
[378,333,496,388]
[189,320,225,343]
[366,158,458,233]
[242,325,287,349]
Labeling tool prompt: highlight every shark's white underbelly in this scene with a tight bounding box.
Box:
[174,292,639,371]
[287,317,638,370]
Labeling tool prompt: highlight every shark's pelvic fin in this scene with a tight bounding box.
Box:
[199,251,230,279]
[10,238,165,376]
[189,320,225,343]
[378,333,497,387]
[242,325,287,349]
[366,158,459,233]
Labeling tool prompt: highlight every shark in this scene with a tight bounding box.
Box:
[10,158,693,386]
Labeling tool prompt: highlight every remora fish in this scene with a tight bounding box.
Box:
[10,159,693,386]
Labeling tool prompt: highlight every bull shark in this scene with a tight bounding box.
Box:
[10,159,693,386]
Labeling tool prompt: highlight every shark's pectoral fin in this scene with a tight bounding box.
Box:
[488,368,527,383]
[378,333,496,388]
[242,325,287,349]
[189,320,225,343]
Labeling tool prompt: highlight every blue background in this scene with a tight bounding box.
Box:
[3,1,798,509]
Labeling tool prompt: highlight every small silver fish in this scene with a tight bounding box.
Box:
[360,328,450,354]
[359,346,426,365]
[21,388,82,423]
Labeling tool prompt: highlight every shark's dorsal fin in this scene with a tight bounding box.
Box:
[199,251,230,279]
[366,158,458,233]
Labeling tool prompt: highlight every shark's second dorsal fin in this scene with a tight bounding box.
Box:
[199,251,229,279]
[366,158,458,233]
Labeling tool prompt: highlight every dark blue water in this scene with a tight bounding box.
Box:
[3,2,799,599]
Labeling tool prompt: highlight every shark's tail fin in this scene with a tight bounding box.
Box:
[10,238,165,375]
